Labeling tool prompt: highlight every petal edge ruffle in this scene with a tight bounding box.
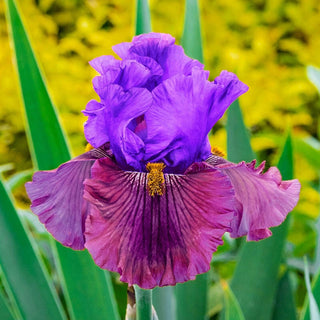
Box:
[25,146,111,249]
[212,159,301,241]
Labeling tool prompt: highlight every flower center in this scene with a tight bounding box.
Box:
[146,162,166,197]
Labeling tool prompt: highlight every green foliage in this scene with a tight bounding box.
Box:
[3,1,120,319]
[0,178,66,320]
[136,0,151,35]
[273,272,297,320]
[134,286,153,320]
[223,282,245,320]
[303,258,320,320]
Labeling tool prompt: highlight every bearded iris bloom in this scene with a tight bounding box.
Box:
[26,33,301,289]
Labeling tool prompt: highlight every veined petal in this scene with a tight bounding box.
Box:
[206,157,301,241]
[25,146,111,249]
[83,158,235,289]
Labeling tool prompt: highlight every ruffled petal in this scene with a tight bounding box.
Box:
[161,45,204,80]
[113,33,175,60]
[91,58,151,93]
[102,85,153,170]
[205,70,249,132]
[209,159,301,241]
[113,33,203,90]
[83,84,153,169]
[25,146,111,250]
[83,100,108,148]
[89,55,120,76]
[83,158,235,288]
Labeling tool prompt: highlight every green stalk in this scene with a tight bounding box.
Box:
[134,286,152,320]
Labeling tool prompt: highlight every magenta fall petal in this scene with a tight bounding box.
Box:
[206,156,301,241]
[83,158,235,288]
[25,146,111,250]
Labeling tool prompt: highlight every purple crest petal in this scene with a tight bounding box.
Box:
[83,157,235,288]
[208,159,301,241]
[25,146,111,249]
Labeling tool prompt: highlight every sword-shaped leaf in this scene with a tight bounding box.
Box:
[4,1,120,319]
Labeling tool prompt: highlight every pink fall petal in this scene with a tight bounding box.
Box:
[83,158,236,289]
[211,159,301,241]
[25,147,111,250]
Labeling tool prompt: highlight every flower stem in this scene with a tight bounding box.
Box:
[134,285,152,320]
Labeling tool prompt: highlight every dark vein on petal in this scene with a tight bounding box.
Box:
[166,175,175,284]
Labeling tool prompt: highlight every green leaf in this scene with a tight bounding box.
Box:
[313,215,320,273]
[0,178,66,320]
[229,133,294,320]
[5,1,120,319]
[226,100,255,162]
[181,0,203,62]
[303,258,320,320]
[4,0,70,170]
[6,169,33,192]
[223,282,245,320]
[134,286,153,320]
[307,66,320,94]
[294,137,320,171]
[153,287,176,320]
[0,266,23,320]
[301,262,320,320]
[272,271,297,320]
[0,284,15,320]
[135,0,151,35]
[54,245,121,320]
[175,272,208,320]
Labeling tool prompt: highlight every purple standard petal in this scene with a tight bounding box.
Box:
[83,100,109,148]
[205,70,249,133]
[144,69,248,172]
[83,84,152,169]
[113,33,175,60]
[83,158,235,289]
[25,146,111,249]
[90,57,151,94]
[102,85,153,170]
[113,33,203,90]
[207,157,301,241]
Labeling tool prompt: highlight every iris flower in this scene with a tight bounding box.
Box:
[26,33,301,289]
